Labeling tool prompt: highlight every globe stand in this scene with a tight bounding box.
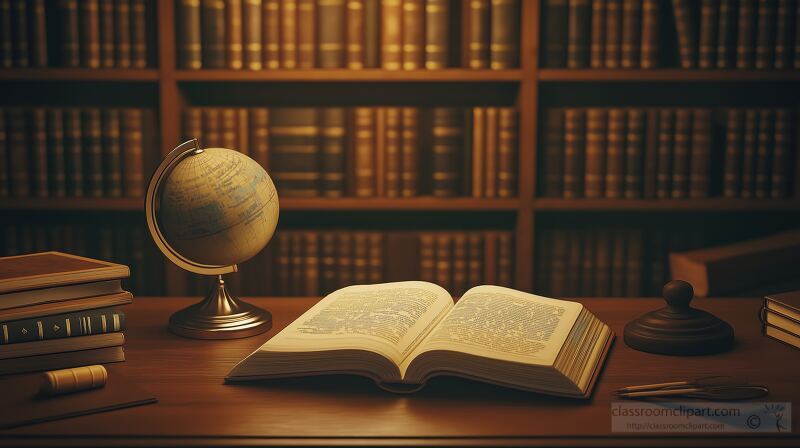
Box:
[169,275,272,339]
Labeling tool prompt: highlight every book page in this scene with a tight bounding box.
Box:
[403,285,583,373]
[258,281,454,364]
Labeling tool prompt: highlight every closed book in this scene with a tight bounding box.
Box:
[672,0,697,68]
[549,229,568,297]
[353,107,375,197]
[242,0,262,69]
[319,108,346,197]
[774,0,793,69]
[567,0,590,68]
[620,0,641,68]
[30,0,47,67]
[81,109,103,197]
[319,233,337,295]
[589,0,604,67]
[484,107,498,198]
[671,108,691,199]
[497,232,513,288]
[64,109,83,197]
[603,0,622,68]
[280,0,298,68]
[59,0,80,67]
[130,0,147,67]
[610,230,626,296]
[221,107,238,150]
[642,109,659,198]
[381,0,402,69]
[625,230,642,296]
[419,233,436,283]
[30,108,48,198]
[755,0,777,69]
[0,1,9,68]
[497,108,517,198]
[353,232,369,285]
[542,109,564,197]
[0,332,124,360]
[0,345,125,376]
[468,0,490,68]
[47,109,68,198]
[451,233,468,296]
[178,0,203,69]
[250,108,269,169]
[578,230,594,296]
[723,109,744,198]
[238,108,250,154]
[563,108,585,199]
[467,233,483,287]
[333,233,352,289]
[564,230,581,297]
[101,109,122,198]
[113,0,131,67]
[471,108,485,197]
[584,108,607,198]
[318,0,345,68]
[740,109,758,198]
[183,108,202,142]
[99,0,115,67]
[384,108,402,197]
[402,0,424,69]
[270,108,320,197]
[225,0,243,69]
[202,0,226,68]
[121,109,144,198]
[303,232,319,296]
[624,109,644,198]
[698,0,718,68]
[0,307,125,345]
[755,109,774,198]
[736,0,756,68]
[593,229,611,296]
[202,107,221,147]
[716,0,736,68]
[425,0,449,69]
[689,109,712,198]
[364,0,380,67]
[770,109,791,198]
[491,0,520,68]
[368,233,383,283]
[434,234,452,291]
[0,252,129,296]
[543,0,568,67]
[10,0,28,67]
[401,107,419,197]
[640,0,660,68]
[8,108,29,197]
[347,0,365,68]
[431,108,463,197]
[262,0,280,68]
[297,0,315,68]
[604,108,625,199]
[80,0,101,68]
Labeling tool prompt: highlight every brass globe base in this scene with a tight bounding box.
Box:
[168,275,272,339]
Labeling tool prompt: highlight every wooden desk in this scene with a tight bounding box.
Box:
[1,296,798,447]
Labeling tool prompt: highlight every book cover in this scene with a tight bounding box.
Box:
[202,0,226,68]
[82,108,104,198]
[604,108,625,199]
[689,108,712,198]
[620,0,641,68]
[250,108,270,169]
[178,0,203,69]
[484,107,498,198]
[402,0,424,69]
[497,108,518,198]
[425,0,449,69]
[101,109,123,198]
[297,0,315,68]
[320,107,346,197]
[567,0,590,68]
[347,0,365,69]
[563,108,586,199]
[270,108,320,197]
[225,0,244,69]
[318,0,345,68]
[623,109,645,198]
[584,108,607,198]
[130,0,147,67]
[640,0,660,68]
[59,0,80,67]
[263,0,280,68]
[80,0,101,68]
[0,252,129,294]
[0,307,125,345]
[603,0,622,68]
[114,0,132,67]
[468,0,490,68]
[755,0,777,69]
[542,108,564,197]
[280,0,298,68]
[490,0,520,68]
[671,108,691,199]
[381,0,402,69]
[243,0,262,69]
[431,108,463,197]
[354,107,376,197]
[672,0,697,68]
[401,107,419,197]
[723,108,744,198]
[774,0,793,68]
[99,0,115,67]
[715,0,736,68]
[353,232,369,285]
[543,0,568,67]
[419,233,436,283]
[736,0,756,68]
[698,0,718,69]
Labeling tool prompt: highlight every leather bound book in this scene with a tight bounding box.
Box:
[243,0,262,69]
[640,0,660,68]
[320,233,337,295]
[290,232,304,295]
[604,108,625,199]
[81,109,103,198]
[80,0,101,68]
[374,108,385,197]
[303,232,320,296]
[0,2,10,67]
[401,107,419,197]
[320,108,346,197]
[0,346,124,376]
[774,0,792,69]
[297,0,315,68]
[754,109,774,199]
[402,0,424,69]
[497,232,513,288]
[698,0,718,68]
[451,233,468,296]
[578,230,594,296]
[318,0,345,68]
[624,109,645,198]
[101,109,122,198]
[672,0,697,68]
[250,108,270,169]
[620,0,641,68]
[64,108,83,197]
[484,107,498,198]
[625,230,642,296]
[100,0,115,67]
[336,233,353,289]
[0,332,124,360]
[467,233,483,287]
[542,108,564,197]
[8,109,29,197]
[130,0,147,67]
[270,108,320,197]
[655,109,674,199]
[221,107,238,150]
[716,0,735,68]
[671,108,691,199]
[419,233,436,283]
[563,108,585,199]
[224,0,243,69]
[275,233,291,295]
[178,0,203,69]
[740,109,758,198]
[202,0,226,68]
[468,0,490,68]
[0,307,125,345]
[584,108,607,199]
[368,233,383,283]
[736,0,755,68]
[364,0,380,67]
[114,0,132,68]
[755,0,777,69]
[30,0,47,67]
[353,232,369,285]
[384,108,402,197]
[0,252,129,294]
[497,108,517,198]
[435,233,452,292]
[121,109,144,198]
[425,0,449,69]
[431,108,463,197]
[610,230,626,297]
[564,229,581,296]
[567,0,590,68]
[491,0,520,69]
[603,0,622,68]
[347,0,365,69]
[30,108,48,198]
[381,0,402,69]
[689,109,711,198]
[9,0,28,67]
[471,108,485,197]
[354,107,376,197]
[593,229,611,296]
[46,109,67,198]
[263,0,280,68]
[59,0,80,67]
[770,109,790,198]
[589,0,604,67]
[281,0,298,68]
[642,109,659,198]
[543,0,568,67]
[182,108,202,142]
[549,229,568,297]
[723,108,744,198]
[237,108,249,154]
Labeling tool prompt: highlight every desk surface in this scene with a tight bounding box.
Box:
[1,296,798,447]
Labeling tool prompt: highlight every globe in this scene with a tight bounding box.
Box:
[156,147,279,267]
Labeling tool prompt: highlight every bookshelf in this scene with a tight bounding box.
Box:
[1,0,799,298]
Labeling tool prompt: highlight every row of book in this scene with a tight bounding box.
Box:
[763,291,800,351]
[184,106,518,198]
[0,107,150,199]
[539,107,794,200]
[0,0,150,68]
[176,0,520,70]
[673,0,800,69]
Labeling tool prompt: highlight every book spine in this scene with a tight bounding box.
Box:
[620,0,641,68]
[30,0,47,67]
[263,0,280,68]
[723,108,744,198]
[593,229,610,296]
[280,0,298,68]
[484,107,498,198]
[121,108,144,198]
[0,110,6,196]
[625,230,642,296]
[471,107,485,197]
[603,0,622,68]
[364,0,380,67]
[202,0,226,68]
[270,108,320,197]
[320,233,337,294]
[466,232,483,287]
[431,107,462,197]
[82,108,103,197]
[64,108,83,197]
[238,108,250,153]
[689,109,712,198]
[425,0,449,69]
[434,233,452,291]
[114,0,131,68]
[755,0,777,69]
[419,233,435,283]
[755,108,774,198]
[671,108,691,199]
[543,0,568,67]
[0,1,10,68]
[774,0,793,69]
[80,0,100,68]
[201,108,220,146]
[221,107,238,150]
[59,0,80,67]
[183,108,202,142]
[589,0,605,68]
[497,232,513,287]
[401,0,423,69]
[491,0,520,68]
[578,230,594,296]
[317,0,345,68]
[347,0,365,69]
[0,308,125,345]
[249,107,269,168]
[224,0,243,69]
[567,0,590,69]
[317,108,345,197]
[564,229,581,296]
[382,107,401,197]
[604,108,625,199]
[549,229,567,296]
[672,0,697,68]
[297,0,316,68]
[336,233,353,289]
[30,108,48,197]
[368,232,383,283]
[102,109,123,198]
[10,0,28,67]
[716,0,736,68]
[130,0,147,67]
[242,0,262,69]
[736,0,756,68]
[178,0,203,69]
[99,0,115,68]
[289,232,304,295]
[353,107,375,197]
[353,232,369,284]
[740,108,758,198]
[642,109,659,198]
[610,230,626,296]
[497,107,517,198]
[374,108,386,197]
[542,109,564,197]
[468,0,490,68]
[770,109,791,198]
[401,107,418,197]
[640,0,660,68]
[381,0,402,69]
[624,109,645,198]
[698,0,718,68]
[451,233,468,296]
[563,108,585,199]
[303,232,320,296]
[655,109,674,198]
[584,108,607,198]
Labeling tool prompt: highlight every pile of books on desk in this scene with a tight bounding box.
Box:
[762,291,800,351]
[0,252,132,375]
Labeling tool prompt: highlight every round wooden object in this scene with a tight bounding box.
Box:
[623,280,735,355]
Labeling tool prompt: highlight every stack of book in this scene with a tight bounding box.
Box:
[176,0,520,70]
[763,291,800,350]
[183,106,518,198]
[0,252,132,375]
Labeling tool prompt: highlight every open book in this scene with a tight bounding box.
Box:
[226,282,614,398]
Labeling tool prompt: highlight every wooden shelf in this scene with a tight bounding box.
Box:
[0,68,160,81]
[538,69,800,82]
[533,198,800,212]
[0,198,144,211]
[175,69,523,82]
